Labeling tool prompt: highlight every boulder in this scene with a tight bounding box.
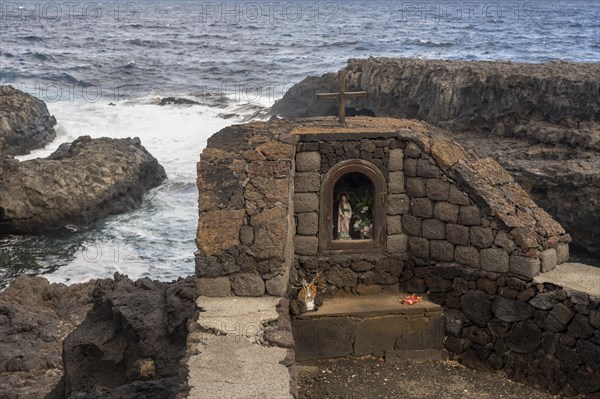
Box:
[0,135,166,233]
[0,85,57,155]
[271,58,600,254]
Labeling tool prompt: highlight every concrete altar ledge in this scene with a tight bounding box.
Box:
[295,294,442,319]
[534,262,600,298]
[289,116,428,135]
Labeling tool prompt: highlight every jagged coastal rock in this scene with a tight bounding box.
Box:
[0,274,197,399]
[0,135,166,233]
[0,85,57,156]
[271,58,600,254]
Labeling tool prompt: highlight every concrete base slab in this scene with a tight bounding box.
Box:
[187,296,293,399]
[534,262,600,298]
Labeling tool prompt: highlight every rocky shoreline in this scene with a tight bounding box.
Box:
[271,58,600,256]
[0,85,57,156]
[0,274,197,399]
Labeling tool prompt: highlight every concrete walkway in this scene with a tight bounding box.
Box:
[535,262,600,297]
[186,297,294,399]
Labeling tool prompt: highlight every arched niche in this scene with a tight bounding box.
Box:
[319,159,387,254]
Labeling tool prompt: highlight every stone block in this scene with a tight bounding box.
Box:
[403,159,419,180]
[430,240,454,262]
[448,185,470,205]
[455,246,480,268]
[296,151,320,172]
[460,290,493,328]
[265,273,288,296]
[416,158,441,178]
[426,179,450,201]
[297,212,318,236]
[292,317,355,361]
[556,243,569,264]
[541,248,558,272]
[446,224,469,246]
[351,260,375,272]
[239,226,255,246]
[388,149,404,171]
[327,265,358,288]
[387,194,410,215]
[232,273,265,296]
[395,314,445,350]
[434,202,459,223]
[492,296,534,322]
[294,236,318,256]
[388,171,405,194]
[294,172,320,192]
[197,277,231,297]
[198,209,246,256]
[480,248,509,272]
[387,234,408,253]
[387,215,402,235]
[408,237,429,258]
[459,206,481,226]
[494,230,517,253]
[422,219,445,240]
[470,226,494,249]
[510,255,541,279]
[410,198,434,218]
[354,315,403,356]
[251,207,288,259]
[405,142,422,158]
[294,192,319,213]
[506,321,542,353]
[402,214,421,236]
[551,303,574,325]
[405,177,426,197]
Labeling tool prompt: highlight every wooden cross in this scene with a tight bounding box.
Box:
[317,69,368,125]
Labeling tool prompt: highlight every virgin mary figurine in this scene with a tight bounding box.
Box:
[337,193,352,240]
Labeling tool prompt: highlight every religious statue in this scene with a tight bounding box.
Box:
[337,193,352,239]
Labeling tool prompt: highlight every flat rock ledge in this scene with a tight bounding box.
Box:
[0,85,57,156]
[0,135,166,233]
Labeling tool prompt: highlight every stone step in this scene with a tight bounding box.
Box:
[292,295,445,362]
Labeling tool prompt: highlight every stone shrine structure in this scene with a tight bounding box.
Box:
[193,116,600,397]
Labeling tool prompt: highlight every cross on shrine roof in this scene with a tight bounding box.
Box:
[317,69,368,125]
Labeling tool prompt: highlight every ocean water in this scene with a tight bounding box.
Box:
[0,0,598,288]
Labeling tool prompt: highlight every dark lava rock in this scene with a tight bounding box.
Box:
[506,321,542,353]
[271,58,600,254]
[0,85,57,155]
[492,297,534,322]
[0,135,166,233]
[459,290,492,328]
[158,97,201,106]
[50,273,197,399]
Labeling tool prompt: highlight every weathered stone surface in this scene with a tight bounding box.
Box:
[410,198,434,218]
[387,234,408,254]
[265,274,288,296]
[459,206,481,226]
[426,179,450,201]
[540,248,557,273]
[434,202,459,223]
[576,339,600,372]
[431,139,467,170]
[198,277,231,297]
[460,290,493,328]
[429,240,454,262]
[448,185,470,205]
[402,214,421,236]
[294,172,320,192]
[529,293,558,310]
[296,151,320,172]
[327,266,358,288]
[239,226,255,246]
[506,321,542,353]
[470,227,494,249]
[388,148,404,171]
[404,158,417,176]
[590,309,600,330]
[387,215,402,235]
[405,177,426,197]
[293,317,355,361]
[198,209,245,256]
[422,219,445,240]
[252,206,288,259]
[294,236,318,256]
[567,314,594,339]
[444,310,465,336]
[351,260,375,272]
[387,194,410,215]
[233,273,265,296]
[408,237,429,258]
[404,142,421,158]
[446,224,469,246]
[493,230,517,253]
[492,297,533,322]
[297,212,318,236]
[509,255,541,279]
[556,243,569,264]
[550,303,575,326]
[245,176,289,208]
[480,248,509,273]
[294,193,319,213]
[416,158,441,178]
[455,246,480,268]
[388,171,405,194]
[0,85,57,155]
